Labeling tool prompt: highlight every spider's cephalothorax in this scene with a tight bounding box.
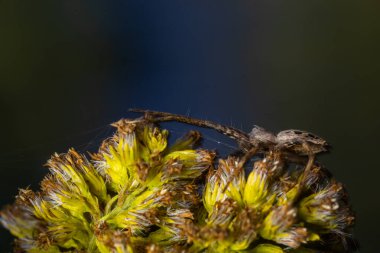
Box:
[276,129,329,156]
[130,109,329,156]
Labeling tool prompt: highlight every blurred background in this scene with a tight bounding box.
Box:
[0,1,379,252]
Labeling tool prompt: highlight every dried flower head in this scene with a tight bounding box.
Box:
[1,112,356,253]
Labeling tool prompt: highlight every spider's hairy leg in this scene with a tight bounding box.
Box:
[222,146,260,193]
[129,108,252,150]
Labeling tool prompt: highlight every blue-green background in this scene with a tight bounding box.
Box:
[0,1,379,252]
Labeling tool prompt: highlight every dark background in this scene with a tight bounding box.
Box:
[0,1,379,252]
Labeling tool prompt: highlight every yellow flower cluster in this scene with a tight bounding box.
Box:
[0,118,355,253]
[1,119,213,253]
[187,152,355,253]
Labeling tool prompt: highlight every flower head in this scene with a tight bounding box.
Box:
[1,119,213,252]
[1,116,355,253]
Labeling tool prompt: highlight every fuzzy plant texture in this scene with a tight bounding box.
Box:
[1,117,355,253]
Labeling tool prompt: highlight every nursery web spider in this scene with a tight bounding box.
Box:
[129,109,329,157]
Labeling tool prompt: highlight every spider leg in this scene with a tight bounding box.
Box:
[222,146,259,193]
[130,108,252,149]
[298,143,316,187]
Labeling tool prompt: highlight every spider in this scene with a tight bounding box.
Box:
[129,109,329,157]
[129,109,327,193]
